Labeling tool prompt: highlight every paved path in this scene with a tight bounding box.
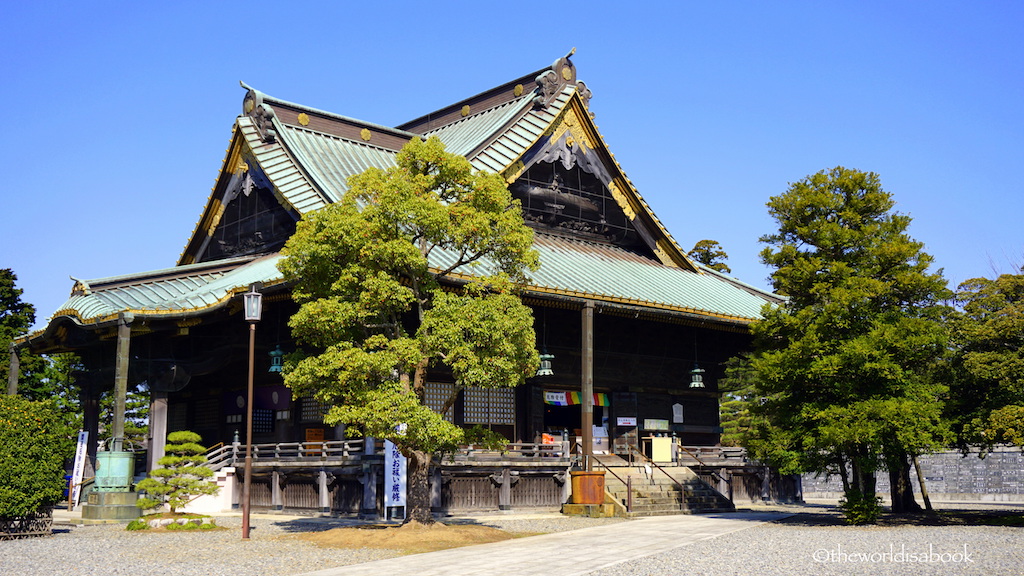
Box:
[294,512,790,576]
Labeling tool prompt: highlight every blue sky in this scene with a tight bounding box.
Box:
[2,2,1022,331]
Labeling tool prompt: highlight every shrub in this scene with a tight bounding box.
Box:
[126,519,150,531]
[0,396,74,517]
[838,488,883,525]
[136,431,219,513]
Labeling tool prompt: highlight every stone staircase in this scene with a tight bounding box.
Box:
[600,462,734,517]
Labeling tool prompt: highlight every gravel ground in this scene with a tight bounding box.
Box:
[0,512,622,576]
[593,503,1024,576]
[2,504,1021,576]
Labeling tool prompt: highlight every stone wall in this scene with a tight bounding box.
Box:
[802,447,1024,502]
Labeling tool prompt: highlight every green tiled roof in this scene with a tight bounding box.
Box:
[239,117,331,214]
[47,234,770,329]
[50,255,283,325]
[39,57,778,335]
[432,233,772,323]
[275,123,399,206]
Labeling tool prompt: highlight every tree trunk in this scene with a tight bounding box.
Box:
[405,449,434,524]
[911,453,933,513]
[888,451,922,513]
[837,454,850,493]
[850,445,876,499]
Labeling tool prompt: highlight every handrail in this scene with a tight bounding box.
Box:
[443,442,573,463]
[204,443,236,471]
[626,445,688,510]
[674,441,729,485]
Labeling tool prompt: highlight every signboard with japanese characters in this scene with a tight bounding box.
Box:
[70,430,89,507]
[384,440,407,508]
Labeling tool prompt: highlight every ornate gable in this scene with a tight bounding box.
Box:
[180,130,300,265]
[505,95,696,271]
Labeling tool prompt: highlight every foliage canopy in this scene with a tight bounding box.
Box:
[739,167,951,518]
[948,269,1024,449]
[687,239,731,273]
[279,137,540,522]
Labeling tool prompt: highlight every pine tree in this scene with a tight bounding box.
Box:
[742,167,951,521]
[136,431,218,514]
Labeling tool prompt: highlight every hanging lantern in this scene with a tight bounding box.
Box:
[536,352,555,377]
[268,345,284,373]
[689,364,705,388]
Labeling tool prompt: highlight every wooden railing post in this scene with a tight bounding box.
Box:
[627,475,633,513]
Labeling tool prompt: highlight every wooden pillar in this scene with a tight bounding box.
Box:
[7,341,19,395]
[80,378,100,478]
[719,467,731,500]
[360,438,378,519]
[148,391,168,472]
[271,470,283,511]
[430,466,443,514]
[761,466,772,501]
[317,470,329,513]
[111,312,133,452]
[498,467,512,511]
[581,302,594,471]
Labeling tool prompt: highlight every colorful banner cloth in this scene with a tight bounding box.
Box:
[544,391,610,406]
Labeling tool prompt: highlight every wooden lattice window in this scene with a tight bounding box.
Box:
[300,396,330,423]
[424,382,455,422]
[463,387,514,425]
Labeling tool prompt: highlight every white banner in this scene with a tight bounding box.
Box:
[384,440,407,508]
[70,430,89,508]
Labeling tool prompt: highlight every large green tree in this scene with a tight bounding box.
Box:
[741,167,951,520]
[1,269,47,395]
[279,137,540,523]
[947,269,1024,450]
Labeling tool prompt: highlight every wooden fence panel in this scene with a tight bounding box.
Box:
[250,480,272,507]
[510,475,563,508]
[445,476,498,511]
[284,480,319,510]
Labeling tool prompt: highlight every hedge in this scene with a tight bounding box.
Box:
[0,395,74,517]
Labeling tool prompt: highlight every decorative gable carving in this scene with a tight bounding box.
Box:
[242,85,278,143]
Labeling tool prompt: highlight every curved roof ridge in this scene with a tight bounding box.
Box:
[239,82,420,140]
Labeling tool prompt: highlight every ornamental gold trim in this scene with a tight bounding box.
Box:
[504,160,526,184]
[297,113,310,126]
[514,84,523,96]
[607,181,636,220]
[461,105,471,117]
[546,107,593,150]
[360,128,372,141]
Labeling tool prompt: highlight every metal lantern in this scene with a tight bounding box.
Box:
[268,345,284,373]
[243,287,263,322]
[536,352,555,377]
[689,364,705,388]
